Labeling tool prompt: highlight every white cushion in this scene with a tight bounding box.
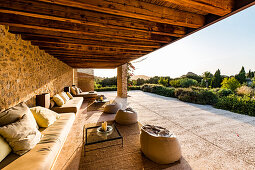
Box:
[0,114,42,155]
[53,94,65,107]
[30,107,60,128]
[0,136,11,162]
[59,92,70,103]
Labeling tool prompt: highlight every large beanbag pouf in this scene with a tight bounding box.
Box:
[140,125,181,164]
[115,107,137,125]
[103,102,122,114]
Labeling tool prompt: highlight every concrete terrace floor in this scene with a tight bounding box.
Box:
[55,90,255,170]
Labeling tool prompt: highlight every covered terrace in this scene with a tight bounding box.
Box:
[0,0,255,169]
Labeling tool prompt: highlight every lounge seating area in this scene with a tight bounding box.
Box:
[1,0,255,169]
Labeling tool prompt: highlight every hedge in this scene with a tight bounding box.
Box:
[95,86,141,92]
[214,95,255,116]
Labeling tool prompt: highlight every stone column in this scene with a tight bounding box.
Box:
[117,63,128,98]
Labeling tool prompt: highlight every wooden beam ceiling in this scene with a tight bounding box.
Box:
[35,0,205,28]
[160,0,233,16]
[0,0,253,68]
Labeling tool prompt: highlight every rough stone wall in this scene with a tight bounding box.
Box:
[117,64,128,98]
[0,25,73,111]
[77,72,94,92]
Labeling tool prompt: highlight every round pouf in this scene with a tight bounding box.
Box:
[115,107,137,125]
[103,102,122,114]
[140,125,181,164]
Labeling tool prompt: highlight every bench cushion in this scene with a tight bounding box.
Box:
[1,113,75,170]
[51,97,83,113]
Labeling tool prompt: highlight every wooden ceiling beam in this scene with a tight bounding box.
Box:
[0,0,186,37]
[0,12,173,43]
[53,54,139,59]
[22,37,161,49]
[36,0,205,28]
[161,0,234,16]
[7,25,171,44]
[66,62,124,69]
[31,41,155,52]
[44,50,146,57]
[40,47,151,55]
[20,34,162,48]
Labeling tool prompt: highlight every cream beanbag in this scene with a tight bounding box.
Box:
[115,108,137,125]
[104,102,122,114]
[53,94,65,107]
[0,136,12,162]
[30,107,60,128]
[140,125,182,164]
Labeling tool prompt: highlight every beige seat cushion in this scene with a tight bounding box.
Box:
[51,97,83,113]
[0,136,12,162]
[1,113,75,170]
[30,107,60,128]
[73,91,98,98]
[0,114,42,155]
[53,94,65,107]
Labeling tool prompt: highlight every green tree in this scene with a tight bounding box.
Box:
[235,66,246,84]
[221,77,241,91]
[158,77,168,87]
[247,69,254,78]
[202,71,213,87]
[212,69,222,88]
[136,78,146,86]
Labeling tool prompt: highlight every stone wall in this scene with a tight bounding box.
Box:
[0,25,73,111]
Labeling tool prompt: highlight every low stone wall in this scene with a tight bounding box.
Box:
[0,25,73,111]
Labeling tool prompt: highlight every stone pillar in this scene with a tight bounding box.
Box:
[117,63,128,98]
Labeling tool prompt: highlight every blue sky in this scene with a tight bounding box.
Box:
[95,5,255,78]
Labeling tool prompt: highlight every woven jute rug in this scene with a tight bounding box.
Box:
[79,121,191,170]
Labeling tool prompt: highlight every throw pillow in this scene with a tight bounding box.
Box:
[30,107,60,128]
[50,99,55,108]
[59,92,69,103]
[74,86,80,94]
[0,114,42,155]
[66,92,73,99]
[70,87,77,95]
[0,102,38,129]
[53,94,65,107]
[0,136,12,162]
[78,88,82,93]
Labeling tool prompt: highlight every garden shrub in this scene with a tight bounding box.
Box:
[214,94,255,116]
[217,88,233,97]
[170,79,181,88]
[95,87,117,91]
[236,86,254,97]
[128,86,141,90]
[179,78,198,88]
[221,77,241,91]
[176,88,218,105]
[141,84,175,97]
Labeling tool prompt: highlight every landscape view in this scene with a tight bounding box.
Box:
[95,66,255,116]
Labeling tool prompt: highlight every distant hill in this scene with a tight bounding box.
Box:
[130,75,150,81]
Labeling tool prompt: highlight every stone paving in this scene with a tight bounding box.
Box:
[55,90,255,170]
[97,91,255,170]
